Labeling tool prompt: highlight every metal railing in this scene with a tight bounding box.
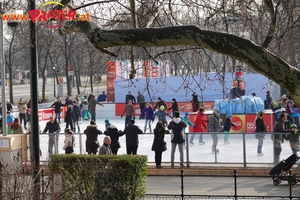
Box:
[37,131,295,166]
[144,169,300,199]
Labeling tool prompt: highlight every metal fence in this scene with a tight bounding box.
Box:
[37,131,297,166]
[143,169,300,200]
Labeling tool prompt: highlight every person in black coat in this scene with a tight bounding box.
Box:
[84,120,102,154]
[168,98,179,117]
[104,125,125,155]
[192,93,199,112]
[272,113,290,163]
[64,105,74,132]
[151,121,169,168]
[255,111,266,156]
[168,111,187,168]
[124,120,143,155]
[72,101,81,133]
[50,97,64,123]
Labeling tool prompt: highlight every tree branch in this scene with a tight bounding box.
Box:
[262,0,277,47]
[58,21,300,104]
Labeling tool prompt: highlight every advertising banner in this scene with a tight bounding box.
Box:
[107,62,116,102]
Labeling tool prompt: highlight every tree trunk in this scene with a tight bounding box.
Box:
[8,69,13,104]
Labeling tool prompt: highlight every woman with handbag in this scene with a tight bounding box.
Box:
[84,120,102,154]
[151,121,169,169]
[63,128,75,154]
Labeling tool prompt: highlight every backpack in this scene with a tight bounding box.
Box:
[271,100,281,111]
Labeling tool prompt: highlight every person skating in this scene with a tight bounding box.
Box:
[121,99,135,128]
[140,103,154,133]
[154,97,167,110]
[255,111,266,156]
[168,98,179,117]
[209,108,221,152]
[191,107,207,145]
[223,114,236,145]
[50,97,64,123]
[153,105,172,128]
[272,113,289,163]
[137,91,145,119]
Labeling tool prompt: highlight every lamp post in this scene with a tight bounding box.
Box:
[0,0,7,136]
[53,66,56,98]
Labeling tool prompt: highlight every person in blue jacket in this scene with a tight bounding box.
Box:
[181,112,196,134]
[223,114,236,145]
[292,107,300,128]
[140,103,154,133]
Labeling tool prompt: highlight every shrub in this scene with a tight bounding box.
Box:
[49,154,147,200]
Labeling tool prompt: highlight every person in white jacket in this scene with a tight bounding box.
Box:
[63,128,76,154]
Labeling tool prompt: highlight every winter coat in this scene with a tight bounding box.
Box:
[51,101,64,113]
[292,108,300,128]
[17,103,27,114]
[137,94,145,103]
[104,126,124,153]
[11,123,24,134]
[141,107,154,120]
[64,108,73,123]
[99,143,112,155]
[43,120,61,137]
[223,118,235,132]
[167,118,187,143]
[168,101,178,113]
[154,100,167,110]
[151,127,168,152]
[6,103,12,112]
[193,112,206,132]
[122,104,135,116]
[125,94,136,103]
[255,117,266,139]
[287,130,299,143]
[273,120,289,140]
[155,110,170,122]
[181,116,194,131]
[63,134,75,152]
[72,105,81,122]
[124,124,143,147]
[80,101,88,111]
[88,98,102,114]
[208,113,221,133]
[84,125,102,154]
[286,99,294,115]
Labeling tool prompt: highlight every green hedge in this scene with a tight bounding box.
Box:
[49,154,148,200]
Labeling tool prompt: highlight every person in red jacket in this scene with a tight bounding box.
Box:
[190,107,207,145]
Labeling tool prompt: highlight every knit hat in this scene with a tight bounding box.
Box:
[104,119,109,124]
[159,105,165,110]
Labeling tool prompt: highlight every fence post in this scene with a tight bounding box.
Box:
[54,133,58,155]
[288,170,292,200]
[233,169,237,200]
[185,133,190,167]
[79,132,82,154]
[180,169,184,200]
[242,133,246,167]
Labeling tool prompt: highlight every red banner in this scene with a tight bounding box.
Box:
[38,107,66,121]
[107,62,116,102]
